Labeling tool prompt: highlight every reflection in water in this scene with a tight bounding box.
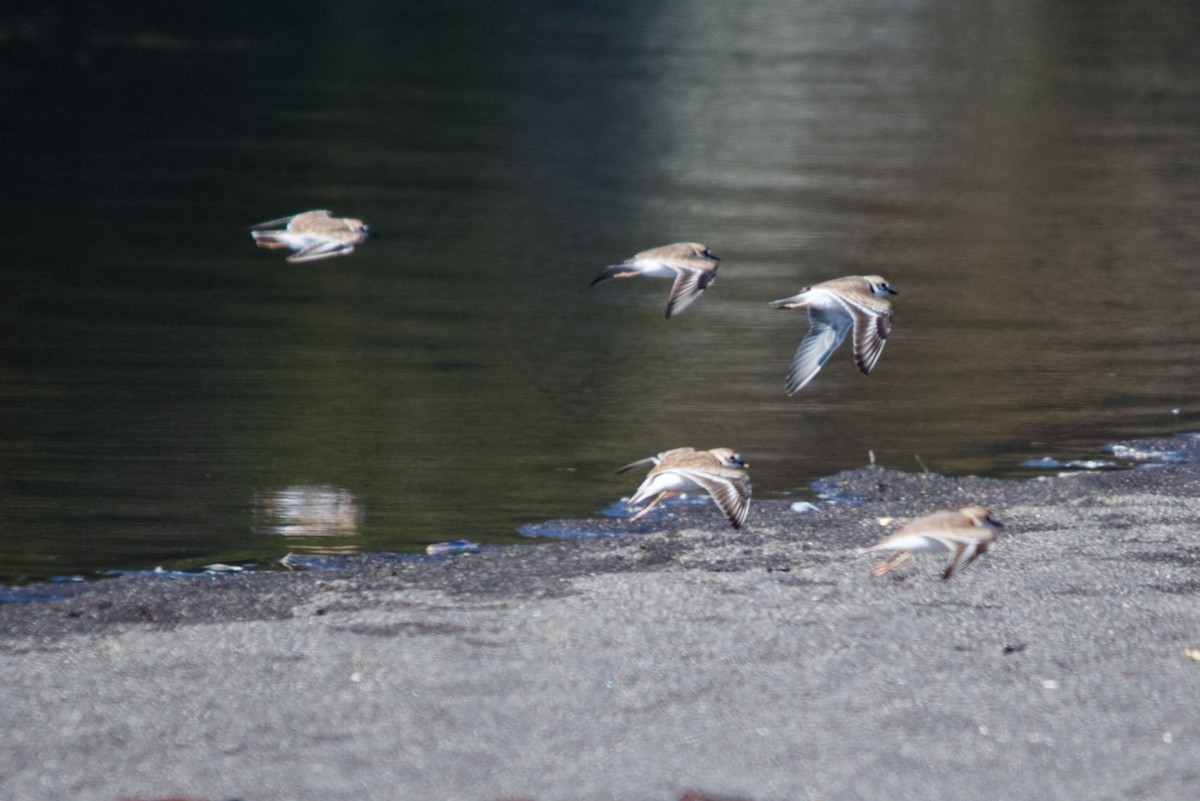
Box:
[0,1,1199,580]
[253,486,363,554]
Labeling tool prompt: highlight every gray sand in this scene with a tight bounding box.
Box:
[3,441,1200,801]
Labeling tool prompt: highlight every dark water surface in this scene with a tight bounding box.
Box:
[2,1,1199,581]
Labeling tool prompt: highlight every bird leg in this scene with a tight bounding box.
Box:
[629,491,678,522]
[871,551,912,578]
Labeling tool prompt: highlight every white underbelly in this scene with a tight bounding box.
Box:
[864,534,950,554]
[630,471,702,504]
[630,259,680,279]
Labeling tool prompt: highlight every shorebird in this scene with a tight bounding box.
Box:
[250,210,370,263]
[589,242,720,318]
[858,505,1002,580]
[617,446,751,530]
[770,274,898,394]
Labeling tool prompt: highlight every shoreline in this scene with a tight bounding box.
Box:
[4,435,1200,800]
[5,431,1195,600]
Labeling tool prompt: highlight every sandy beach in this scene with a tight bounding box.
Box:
[3,438,1200,801]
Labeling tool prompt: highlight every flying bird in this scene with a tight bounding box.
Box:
[250,210,370,263]
[590,242,720,318]
[617,446,751,530]
[857,505,1002,580]
[770,274,898,394]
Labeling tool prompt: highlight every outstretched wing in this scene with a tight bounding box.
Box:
[616,448,694,475]
[287,239,356,263]
[663,268,712,319]
[847,301,892,376]
[941,541,981,581]
[615,455,659,475]
[677,468,751,529]
[786,305,852,394]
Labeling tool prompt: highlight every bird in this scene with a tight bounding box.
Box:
[250,210,370,263]
[857,505,1002,580]
[589,242,720,318]
[770,274,898,394]
[616,447,751,530]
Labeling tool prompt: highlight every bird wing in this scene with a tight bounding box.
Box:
[845,299,893,376]
[676,468,751,529]
[286,239,356,263]
[941,541,981,581]
[663,268,712,319]
[616,448,695,475]
[786,305,852,394]
[615,455,660,475]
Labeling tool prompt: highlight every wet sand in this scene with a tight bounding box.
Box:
[3,437,1200,801]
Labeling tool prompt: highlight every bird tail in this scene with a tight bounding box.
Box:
[251,231,288,250]
[770,292,810,309]
[589,266,638,287]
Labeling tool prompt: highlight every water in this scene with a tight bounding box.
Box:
[2,0,1199,581]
